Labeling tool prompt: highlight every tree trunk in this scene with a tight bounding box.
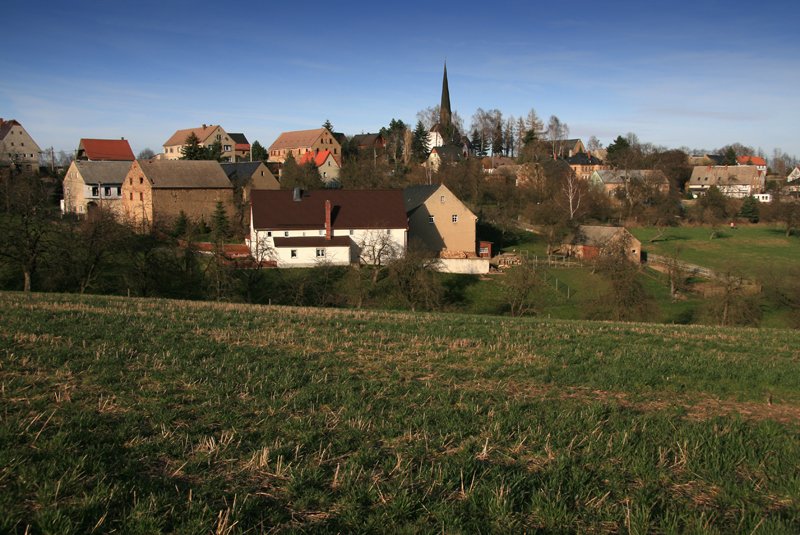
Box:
[23,270,31,292]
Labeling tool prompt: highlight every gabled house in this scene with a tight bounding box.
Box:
[787,166,800,183]
[403,184,477,256]
[687,165,764,198]
[351,133,386,153]
[425,145,464,171]
[688,154,725,166]
[0,118,41,173]
[62,160,132,217]
[267,128,341,165]
[566,152,609,180]
[76,138,135,161]
[162,124,236,161]
[122,160,234,230]
[552,138,585,159]
[737,155,767,175]
[561,225,641,263]
[248,189,407,267]
[220,162,280,228]
[297,149,341,183]
[228,133,251,162]
[590,169,670,196]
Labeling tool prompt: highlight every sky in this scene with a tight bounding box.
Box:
[2,0,799,159]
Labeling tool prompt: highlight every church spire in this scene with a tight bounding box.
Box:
[439,61,451,130]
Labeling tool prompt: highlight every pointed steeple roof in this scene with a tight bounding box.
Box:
[439,61,451,129]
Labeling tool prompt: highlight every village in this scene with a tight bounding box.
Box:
[2,65,798,284]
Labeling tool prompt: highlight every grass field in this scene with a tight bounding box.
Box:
[2,292,799,533]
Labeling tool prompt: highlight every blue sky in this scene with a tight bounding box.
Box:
[2,0,798,158]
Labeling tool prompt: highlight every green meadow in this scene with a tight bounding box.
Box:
[1,292,799,533]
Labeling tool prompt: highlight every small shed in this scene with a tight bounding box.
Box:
[562,225,641,263]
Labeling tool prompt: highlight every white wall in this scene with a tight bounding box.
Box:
[436,258,490,274]
[274,245,351,267]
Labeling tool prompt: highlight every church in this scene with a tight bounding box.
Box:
[426,63,471,158]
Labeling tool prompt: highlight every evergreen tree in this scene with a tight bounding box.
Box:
[211,201,229,243]
[492,122,504,156]
[322,119,334,132]
[723,147,738,166]
[739,196,760,223]
[251,140,268,161]
[173,211,189,238]
[180,132,205,160]
[205,140,223,162]
[411,121,430,163]
[470,129,482,157]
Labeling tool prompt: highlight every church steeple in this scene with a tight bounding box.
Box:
[439,61,451,130]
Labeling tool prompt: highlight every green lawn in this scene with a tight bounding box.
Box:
[631,224,800,277]
[1,292,799,533]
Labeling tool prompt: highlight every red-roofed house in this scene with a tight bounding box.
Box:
[267,128,341,165]
[76,138,135,161]
[162,124,235,161]
[737,155,767,175]
[248,189,407,267]
[297,149,341,183]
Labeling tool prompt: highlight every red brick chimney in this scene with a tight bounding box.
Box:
[325,199,331,240]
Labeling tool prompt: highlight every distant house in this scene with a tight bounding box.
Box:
[404,184,477,256]
[76,138,135,161]
[787,166,800,182]
[267,128,341,165]
[220,162,280,228]
[688,154,725,166]
[687,165,764,198]
[162,124,236,161]
[561,225,641,263]
[228,133,251,162]
[567,152,609,180]
[297,149,341,183]
[248,189,407,267]
[481,156,517,175]
[425,145,464,171]
[0,118,42,173]
[737,155,767,175]
[122,160,234,230]
[552,138,585,159]
[350,133,386,154]
[62,160,132,218]
[590,169,670,196]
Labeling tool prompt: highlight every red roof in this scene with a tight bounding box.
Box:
[737,155,766,166]
[298,149,334,168]
[78,138,135,161]
[251,189,408,231]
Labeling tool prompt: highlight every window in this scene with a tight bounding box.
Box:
[316,248,326,258]
[129,192,133,200]
[223,145,231,152]
[139,192,143,201]
[267,231,272,237]
[319,230,324,236]
[139,177,143,184]
[290,249,297,258]
[91,186,99,197]
[451,214,458,223]
[386,229,391,234]
[129,177,132,185]
[428,215,435,224]
[104,187,111,197]
[116,187,121,195]
[349,229,354,235]
[284,231,289,237]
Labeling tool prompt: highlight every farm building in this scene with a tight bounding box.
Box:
[561,225,641,263]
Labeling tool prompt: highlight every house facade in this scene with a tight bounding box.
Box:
[590,169,670,196]
[62,160,132,217]
[122,160,234,230]
[687,165,765,198]
[220,162,280,228]
[787,166,800,183]
[404,184,477,255]
[562,225,641,263]
[162,124,236,161]
[228,133,251,162]
[0,118,41,173]
[76,138,135,161]
[298,149,341,183]
[267,128,341,165]
[567,152,609,180]
[249,189,407,268]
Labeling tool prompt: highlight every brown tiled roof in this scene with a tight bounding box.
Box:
[78,138,135,161]
[267,128,328,151]
[251,189,407,230]
[74,161,133,185]
[688,165,762,187]
[570,225,630,246]
[163,125,220,147]
[273,236,352,247]
[138,160,232,189]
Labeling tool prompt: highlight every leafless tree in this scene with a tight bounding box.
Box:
[502,258,542,316]
[562,171,583,221]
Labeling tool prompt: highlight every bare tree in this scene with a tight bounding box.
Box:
[546,115,569,158]
[562,171,583,221]
[587,136,603,152]
[502,258,542,316]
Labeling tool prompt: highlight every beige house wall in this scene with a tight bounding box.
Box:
[0,123,41,172]
[121,161,155,228]
[409,185,477,254]
[62,163,125,217]
[269,130,342,163]
[162,126,235,161]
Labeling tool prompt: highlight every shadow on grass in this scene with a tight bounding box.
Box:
[441,274,482,306]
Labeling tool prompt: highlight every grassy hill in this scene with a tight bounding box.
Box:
[1,292,799,533]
